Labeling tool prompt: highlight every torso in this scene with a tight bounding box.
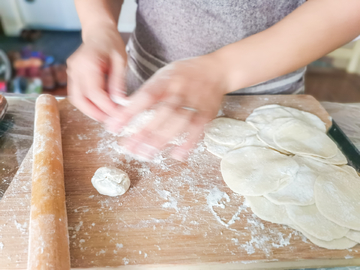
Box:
[126,0,307,95]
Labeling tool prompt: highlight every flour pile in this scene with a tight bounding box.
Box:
[204,104,360,250]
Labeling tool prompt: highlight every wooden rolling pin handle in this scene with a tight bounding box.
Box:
[28,94,70,270]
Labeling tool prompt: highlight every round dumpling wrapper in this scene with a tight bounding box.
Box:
[264,155,329,206]
[204,135,236,158]
[256,118,292,154]
[286,204,349,241]
[274,119,337,158]
[315,169,360,231]
[205,117,257,146]
[247,104,326,132]
[221,146,299,196]
[246,196,292,225]
[291,225,357,250]
[299,148,347,165]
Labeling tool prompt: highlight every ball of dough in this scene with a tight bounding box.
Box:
[91,167,130,197]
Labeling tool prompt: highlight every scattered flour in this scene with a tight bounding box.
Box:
[122,257,129,265]
[49,110,348,266]
[14,220,27,234]
[206,187,246,229]
[75,221,83,232]
[241,215,294,256]
[157,189,179,212]
[0,242,3,250]
[206,187,231,227]
[96,249,106,256]
[77,134,89,140]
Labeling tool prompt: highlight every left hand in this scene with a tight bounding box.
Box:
[106,54,229,161]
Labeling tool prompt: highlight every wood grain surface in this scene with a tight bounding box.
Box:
[0,95,359,270]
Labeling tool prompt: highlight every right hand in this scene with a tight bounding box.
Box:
[67,25,128,122]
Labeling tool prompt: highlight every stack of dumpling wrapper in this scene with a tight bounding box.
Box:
[204,104,360,250]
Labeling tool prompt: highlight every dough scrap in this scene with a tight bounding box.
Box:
[315,169,360,230]
[91,167,130,197]
[246,196,292,225]
[274,119,337,158]
[221,147,299,196]
[292,225,357,250]
[246,105,326,132]
[265,156,323,206]
[286,204,349,241]
[346,230,360,243]
[205,118,257,146]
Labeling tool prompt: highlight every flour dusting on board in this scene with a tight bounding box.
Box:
[1,99,359,268]
[76,122,305,262]
[207,187,231,227]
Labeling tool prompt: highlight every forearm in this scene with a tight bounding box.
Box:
[74,0,124,42]
[212,0,360,93]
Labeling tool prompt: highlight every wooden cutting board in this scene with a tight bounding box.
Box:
[1,95,359,270]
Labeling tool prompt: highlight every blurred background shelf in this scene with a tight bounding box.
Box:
[0,0,359,101]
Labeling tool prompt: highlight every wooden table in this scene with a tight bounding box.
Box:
[0,95,359,269]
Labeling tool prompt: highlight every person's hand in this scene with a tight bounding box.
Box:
[106,55,229,161]
[67,24,127,122]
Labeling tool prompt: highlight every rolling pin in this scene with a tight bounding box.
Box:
[0,94,8,122]
[28,94,70,269]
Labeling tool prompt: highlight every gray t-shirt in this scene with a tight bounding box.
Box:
[126,0,306,95]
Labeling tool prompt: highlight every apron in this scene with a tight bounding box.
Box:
[126,0,306,95]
